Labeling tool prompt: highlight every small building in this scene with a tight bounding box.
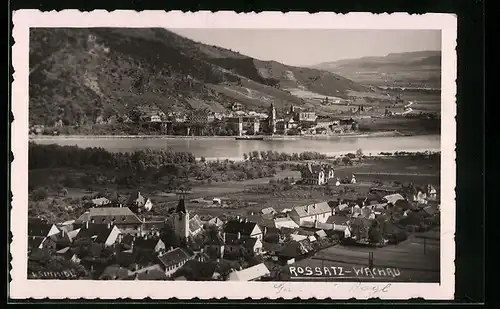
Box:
[224,234,263,257]
[28,236,57,251]
[260,207,277,216]
[91,197,111,207]
[289,202,332,226]
[189,215,205,237]
[157,247,196,277]
[300,163,335,185]
[274,217,299,229]
[223,219,263,241]
[206,217,224,229]
[227,263,270,281]
[133,236,166,255]
[383,193,405,205]
[297,112,317,123]
[73,223,122,247]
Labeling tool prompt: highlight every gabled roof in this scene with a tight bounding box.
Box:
[134,237,163,251]
[274,217,299,229]
[99,265,131,280]
[189,215,204,234]
[225,234,259,249]
[157,248,194,269]
[292,202,331,218]
[126,264,168,280]
[326,215,349,225]
[92,197,111,206]
[127,191,146,207]
[75,207,143,225]
[174,260,217,281]
[260,207,276,215]
[28,221,58,237]
[28,236,46,249]
[74,224,118,243]
[247,215,275,229]
[262,242,284,253]
[227,263,270,281]
[223,220,259,236]
[383,194,405,205]
[207,217,224,227]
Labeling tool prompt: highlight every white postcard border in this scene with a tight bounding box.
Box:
[11,10,457,300]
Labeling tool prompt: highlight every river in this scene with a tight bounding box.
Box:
[31,134,440,161]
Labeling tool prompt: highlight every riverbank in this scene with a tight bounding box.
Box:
[29,130,417,141]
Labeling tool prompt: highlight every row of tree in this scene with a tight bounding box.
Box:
[243,150,327,162]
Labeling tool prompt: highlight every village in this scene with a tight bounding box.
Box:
[29,96,430,137]
[28,162,440,282]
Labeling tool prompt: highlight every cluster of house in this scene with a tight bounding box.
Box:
[29,101,359,137]
[28,180,439,282]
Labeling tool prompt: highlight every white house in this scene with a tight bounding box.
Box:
[143,198,153,211]
[289,202,332,226]
[227,263,270,281]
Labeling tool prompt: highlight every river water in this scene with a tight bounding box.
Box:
[31,135,440,160]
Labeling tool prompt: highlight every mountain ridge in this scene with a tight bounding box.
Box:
[29,28,371,126]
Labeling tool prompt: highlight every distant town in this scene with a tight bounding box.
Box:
[29,98,437,138]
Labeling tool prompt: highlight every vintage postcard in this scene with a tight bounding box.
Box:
[10,10,457,300]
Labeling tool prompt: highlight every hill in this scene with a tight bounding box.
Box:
[311,51,441,88]
[29,28,371,126]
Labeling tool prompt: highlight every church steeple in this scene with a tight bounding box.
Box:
[173,195,189,240]
[176,196,187,214]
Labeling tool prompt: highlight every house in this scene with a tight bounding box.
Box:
[140,220,164,237]
[28,236,57,250]
[260,207,277,216]
[172,260,219,281]
[56,247,81,264]
[332,225,352,239]
[289,202,332,226]
[49,229,73,250]
[315,230,328,239]
[133,236,166,254]
[383,193,405,205]
[326,215,350,226]
[224,234,263,257]
[126,264,168,280]
[204,235,225,259]
[262,242,284,256]
[189,215,205,237]
[223,219,263,241]
[99,265,132,280]
[126,191,146,209]
[143,199,153,211]
[28,220,60,238]
[206,217,224,229]
[426,184,438,201]
[73,223,122,247]
[277,239,314,263]
[300,163,335,185]
[75,207,144,235]
[414,190,428,204]
[91,197,111,207]
[297,112,317,123]
[157,247,196,277]
[227,263,270,281]
[274,217,299,229]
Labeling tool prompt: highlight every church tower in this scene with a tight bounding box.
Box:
[173,196,190,240]
[268,103,277,134]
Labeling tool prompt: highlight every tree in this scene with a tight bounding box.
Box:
[356,148,364,157]
[243,153,248,161]
[32,188,49,201]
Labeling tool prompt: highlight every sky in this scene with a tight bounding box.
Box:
[170,29,441,67]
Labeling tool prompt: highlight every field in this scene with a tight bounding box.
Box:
[279,233,440,282]
[28,153,440,223]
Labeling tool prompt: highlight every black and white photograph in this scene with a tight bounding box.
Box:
[11,10,457,300]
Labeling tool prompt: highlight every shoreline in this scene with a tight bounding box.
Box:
[29,131,434,141]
